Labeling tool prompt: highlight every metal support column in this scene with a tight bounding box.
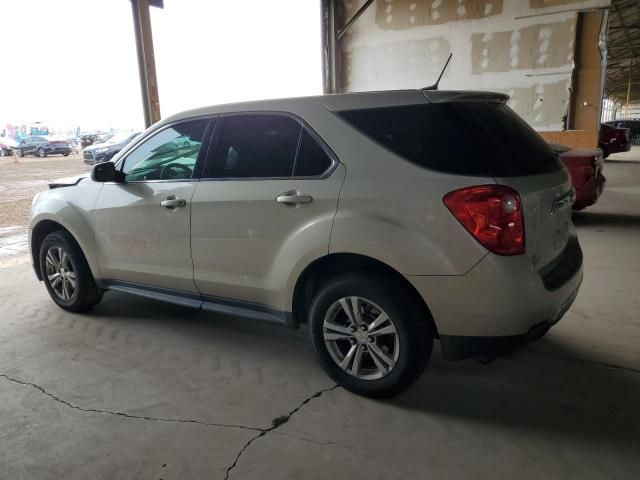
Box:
[131,0,162,127]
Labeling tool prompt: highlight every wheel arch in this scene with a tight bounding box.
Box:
[291,253,438,337]
[31,220,86,280]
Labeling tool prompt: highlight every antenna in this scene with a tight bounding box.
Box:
[422,53,452,91]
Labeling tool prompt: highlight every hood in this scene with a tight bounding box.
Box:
[48,174,89,189]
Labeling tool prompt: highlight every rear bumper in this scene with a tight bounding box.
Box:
[606,140,631,155]
[573,173,605,210]
[406,235,583,360]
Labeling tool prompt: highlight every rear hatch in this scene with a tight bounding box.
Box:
[429,99,573,270]
[338,94,573,270]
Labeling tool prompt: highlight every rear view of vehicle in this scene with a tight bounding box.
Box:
[599,123,631,158]
[553,145,605,210]
[317,91,583,395]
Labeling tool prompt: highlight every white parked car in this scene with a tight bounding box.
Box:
[29,90,583,397]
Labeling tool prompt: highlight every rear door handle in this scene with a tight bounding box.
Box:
[160,196,186,208]
[276,192,313,205]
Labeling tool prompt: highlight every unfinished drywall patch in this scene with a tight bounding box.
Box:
[342,36,452,91]
[471,18,576,73]
[375,0,503,29]
[504,79,570,129]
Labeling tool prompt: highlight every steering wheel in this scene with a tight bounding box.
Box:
[160,162,192,180]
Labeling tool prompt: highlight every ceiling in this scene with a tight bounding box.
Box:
[605,0,640,103]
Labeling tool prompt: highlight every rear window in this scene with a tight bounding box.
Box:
[338,102,561,177]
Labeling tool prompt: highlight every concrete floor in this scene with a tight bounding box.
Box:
[1,154,639,479]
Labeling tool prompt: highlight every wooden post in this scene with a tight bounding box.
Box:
[131,0,161,127]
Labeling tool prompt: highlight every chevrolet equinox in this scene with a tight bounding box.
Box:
[29,90,583,397]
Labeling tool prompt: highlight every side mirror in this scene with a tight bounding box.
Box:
[91,161,124,183]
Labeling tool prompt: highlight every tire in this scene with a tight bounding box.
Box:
[39,231,103,312]
[38,147,47,158]
[18,148,24,157]
[63,152,69,157]
[309,273,433,398]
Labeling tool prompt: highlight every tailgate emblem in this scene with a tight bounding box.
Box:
[551,190,573,215]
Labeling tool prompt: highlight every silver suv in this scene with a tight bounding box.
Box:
[29,90,583,397]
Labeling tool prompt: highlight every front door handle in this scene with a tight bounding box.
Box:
[276,192,313,205]
[160,196,186,208]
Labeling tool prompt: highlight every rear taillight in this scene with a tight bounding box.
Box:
[443,185,525,256]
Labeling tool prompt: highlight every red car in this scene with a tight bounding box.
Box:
[598,123,631,158]
[549,144,605,210]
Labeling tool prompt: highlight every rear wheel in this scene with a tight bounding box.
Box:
[39,231,103,312]
[632,134,640,146]
[18,148,24,157]
[309,274,432,398]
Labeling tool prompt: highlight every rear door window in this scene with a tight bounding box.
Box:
[338,102,561,177]
[212,115,301,178]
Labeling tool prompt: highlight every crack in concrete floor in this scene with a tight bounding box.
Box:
[222,385,339,480]
[0,372,338,479]
[0,373,263,432]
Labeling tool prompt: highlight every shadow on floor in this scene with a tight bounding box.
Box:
[44,291,639,450]
[572,210,640,229]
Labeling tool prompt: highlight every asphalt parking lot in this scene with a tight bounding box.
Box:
[0,151,639,479]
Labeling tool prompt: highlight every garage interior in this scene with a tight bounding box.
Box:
[1,1,639,479]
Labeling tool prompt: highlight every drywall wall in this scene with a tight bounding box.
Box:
[337,0,610,131]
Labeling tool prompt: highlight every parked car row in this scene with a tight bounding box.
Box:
[83,131,141,165]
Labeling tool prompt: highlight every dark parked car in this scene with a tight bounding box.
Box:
[604,119,640,146]
[0,137,17,156]
[17,136,71,158]
[598,123,631,158]
[83,131,141,165]
[80,134,99,147]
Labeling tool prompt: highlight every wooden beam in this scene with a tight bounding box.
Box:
[131,0,161,128]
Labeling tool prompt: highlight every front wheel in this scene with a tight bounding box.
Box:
[37,147,46,158]
[18,148,24,157]
[309,274,432,398]
[39,231,103,312]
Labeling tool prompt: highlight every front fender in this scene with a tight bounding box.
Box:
[29,182,103,279]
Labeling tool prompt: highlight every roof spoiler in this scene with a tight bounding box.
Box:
[422,91,510,103]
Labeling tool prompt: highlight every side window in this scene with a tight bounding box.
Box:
[213,115,301,178]
[122,119,209,182]
[294,130,332,176]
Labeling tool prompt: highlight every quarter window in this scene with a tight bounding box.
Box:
[122,119,209,182]
[213,115,301,178]
[294,130,332,176]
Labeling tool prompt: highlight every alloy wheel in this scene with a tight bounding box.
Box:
[45,246,76,301]
[323,296,400,380]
